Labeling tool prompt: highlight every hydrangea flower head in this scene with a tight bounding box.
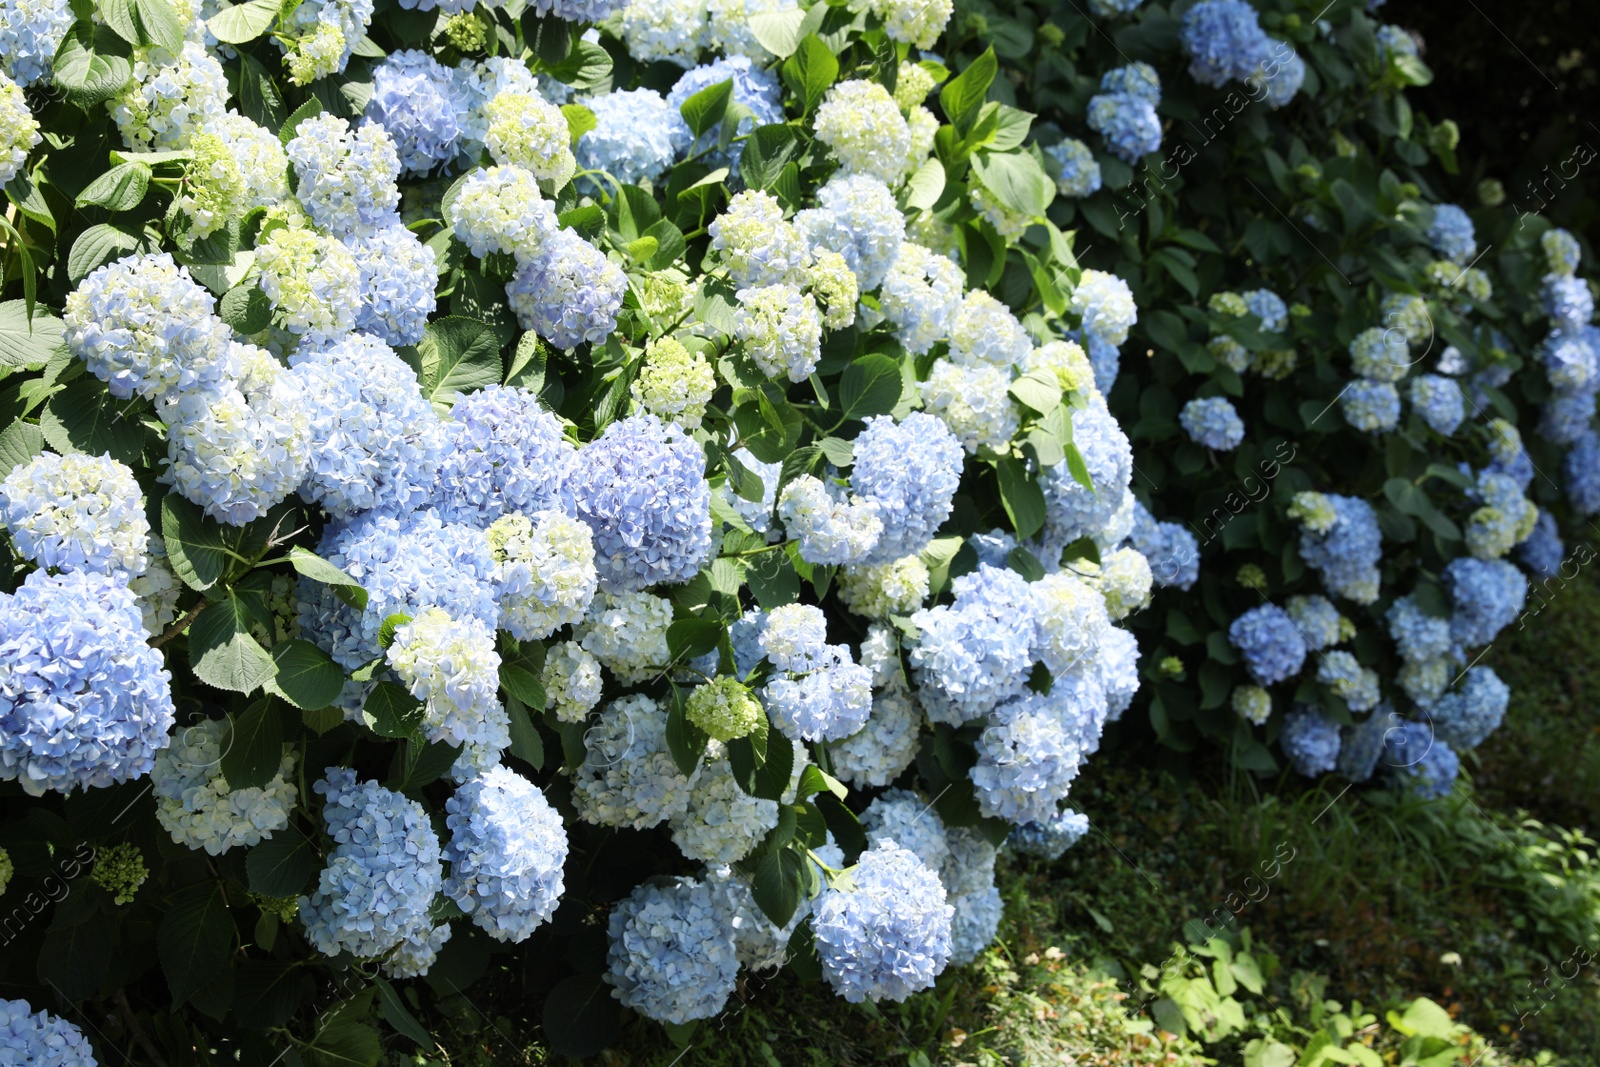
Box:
[1180,0,1268,86]
[709,190,808,287]
[814,80,912,186]
[1071,269,1137,348]
[1382,720,1458,799]
[1,452,148,577]
[1086,90,1161,163]
[364,50,476,175]
[290,333,447,519]
[343,223,438,347]
[1409,374,1465,435]
[1341,379,1402,432]
[838,555,931,617]
[507,226,628,349]
[606,877,739,1023]
[387,607,508,759]
[577,590,673,682]
[0,569,174,797]
[1179,396,1245,450]
[813,841,953,1003]
[1294,493,1382,603]
[433,384,575,526]
[1543,228,1581,276]
[830,683,922,787]
[0,74,39,185]
[1349,326,1412,382]
[686,676,763,741]
[444,766,568,942]
[576,88,690,188]
[0,999,96,1066]
[1282,706,1341,776]
[65,252,232,401]
[1039,395,1133,547]
[152,717,296,855]
[795,173,905,291]
[1444,556,1526,648]
[880,243,964,355]
[849,414,963,562]
[970,690,1086,824]
[1232,685,1271,725]
[287,114,402,237]
[619,0,707,67]
[541,639,603,722]
[1045,138,1102,199]
[484,87,574,182]
[0,0,74,87]
[735,283,824,381]
[1228,604,1307,685]
[910,565,1038,724]
[299,767,445,960]
[255,225,363,343]
[446,165,556,261]
[1428,204,1476,263]
[110,41,229,150]
[763,645,874,741]
[488,510,598,640]
[572,694,697,828]
[671,742,784,863]
[1008,807,1091,860]
[777,474,884,565]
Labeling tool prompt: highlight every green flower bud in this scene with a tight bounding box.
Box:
[687,677,764,742]
[91,843,148,906]
[1477,178,1505,207]
[1235,563,1268,592]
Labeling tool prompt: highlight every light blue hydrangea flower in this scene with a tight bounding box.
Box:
[1,452,148,577]
[297,508,498,670]
[1542,275,1594,332]
[606,877,739,1023]
[1071,269,1138,349]
[1044,138,1102,199]
[569,414,712,592]
[1086,90,1160,164]
[489,509,597,640]
[1040,395,1133,548]
[444,765,568,943]
[970,690,1087,824]
[0,569,174,797]
[850,414,963,562]
[665,56,783,174]
[1286,594,1342,651]
[1517,511,1564,579]
[776,474,883,564]
[709,190,808,287]
[1340,379,1401,432]
[619,0,707,68]
[829,683,922,788]
[1008,807,1091,861]
[1427,204,1476,264]
[431,384,575,527]
[1385,594,1454,663]
[1100,62,1160,103]
[576,88,691,189]
[299,767,445,960]
[0,0,74,88]
[283,0,376,80]
[1317,650,1380,712]
[1543,228,1582,276]
[527,0,626,17]
[1295,493,1382,604]
[387,607,508,762]
[763,645,874,741]
[1241,288,1287,332]
[1408,374,1465,435]
[110,41,230,151]
[1566,429,1600,514]
[1180,0,1267,86]
[1099,625,1140,720]
[1281,706,1341,777]
[64,252,232,402]
[1228,604,1307,685]
[287,114,402,237]
[343,223,438,346]
[447,164,557,262]
[862,789,950,873]
[1540,330,1597,394]
[507,226,628,349]
[948,885,1002,964]
[364,50,476,175]
[880,242,964,355]
[162,341,312,526]
[1179,396,1245,450]
[1375,25,1418,59]
[1444,556,1527,648]
[1129,499,1200,590]
[735,282,823,381]
[813,841,953,1003]
[910,565,1038,725]
[1432,666,1508,751]
[0,998,96,1066]
[289,333,447,520]
[1382,721,1457,799]
[795,173,906,290]
[758,604,829,672]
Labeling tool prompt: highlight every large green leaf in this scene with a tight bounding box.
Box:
[838,353,903,421]
[997,459,1046,541]
[220,698,284,790]
[159,882,234,1008]
[52,27,133,108]
[206,0,280,43]
[75,161,151,212]
[0,420,43,477]
[288,545,368,609]
[246,832,319,897]
[781,34,837,114]
[190,595,278,695]
[418,316,502,410]
[162,495,228,590]
[40,378,147,465]
[269,639,345,710]
[971,150,1054,218]
[0,300,63,368]
[678,78,733,139]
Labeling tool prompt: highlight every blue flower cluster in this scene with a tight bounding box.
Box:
[299,767,446,960]
[812,841,954,1003]
[849,414,964,562]
[1381,720,1459,799]
[432,384,576,526]
[1293,493,1382,604]
[577,88,691,188]
[1281,706,1342,777]
[1045,138,1101,199]
[1432,665,1509,751]
[1427,204,1477,264]
[1228,604,1307,685]
[1444,556,1527,649]
[605,877,740,1023]
[1129,499,1200,590]
[1008,807,1091,861]
[0,998,95,1066]
[1179,0,1304,107]
[1409,374,1465,435]
[1,452,149,578]
[363,50,476,174]
[0,570,174,797]
[910,564,1038,724]
[1086,64,1161,164]
[443,766,569,943]
[796,173,906,291]
[1179,396,1245,450]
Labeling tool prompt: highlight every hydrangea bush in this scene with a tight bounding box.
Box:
[935,0,1591,798]
[0,0,1151,1056]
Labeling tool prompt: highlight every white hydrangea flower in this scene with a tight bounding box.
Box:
[255,225,362,343]
[631,337,716,430]
[1084,547,1153,620]
[1,452,149,577]
[0,73,40,185]
[485,88,574,182]
[709,190,810,287]
[446,164,557,262]
[880,242,964,355]
[577,589,673,683]
[571,693,698,828]
[949,291,1032,369]
[837,556,931,618]
[109,41,229,150]
[813,80,911,186]
[921,361,1018,454]
[619,0,707,67]
[387,607,511,759]
[541,639,604,723]
[488,510,599,641]
[152,718,297,856]
[669,743,779,864]
[735,283,823,382]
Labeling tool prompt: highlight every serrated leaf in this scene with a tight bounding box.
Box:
[53,29,133,108]
[161,495,228,590]
[839,353,902,421]
[0,300,63,368]
[158,882,233,1008]
[288,546,368,609]
[418,316,502,410]
[365,681,425,739]
[940,46,997,132]
[279,97,325,146]
[904,156,945,211]
[269,640,344,710]
[738,124,799,192]
[376,978,431,1047]
[40,377,146,465]
[75,161,151,212]
[544,37,611,91]
[220,283,274,334]
[678,77,733,139]
[749,846,805,926]
[780,34,836,114]
[133,0,185,52]
[191,596,278,694]
[221,699,284,790]
[746,8,806,58]
[997,458,1046,540]
[499,641,548,708]
[305,1016,381,1067]
[0,421,43,478]
[67,222,145,284]
[246,832,319,896]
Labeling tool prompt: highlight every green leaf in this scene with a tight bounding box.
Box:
[191,596,278,695]
[206,0,279,44]
[100,0,141,46]
[678,78,733,139]
[795,764,848,801]
[67,222,144,284]
[560,102,596,143]
[7,173,54,233]
[738,124,800,192]
[665,687,710,777]
[133,0,185,52]
[541,975,621,1059]
[231,50,286,130]
[940,47,997,132]
[506,695,544,769]
[0,299,63,368]
[162,495,228,590]
[904,156,945,211]
[780,34,837,114]
[839,353,902,421]
[365,681,426,739]
[376,978,431,1047]
[289,546,368,609]
[220,699,285,790]
[220,283,274,334]
[749,846,805,926]
[246,831,319,897]
[76,161,151,212]
[997,458,1046,540]
[159,882,233,1007]
[40,377,147,465]
[499,641,548,708]
[418,316,502,410]
[544,38,612,91]
[53,28,132,108]
[269,640,344,710]
[1009,371,1063,415]
[0,420,43,478]
[1062,442,1093,491]
[971,150,1053,218]
[305,1016,381,1067]
[232,961,304,1029]
[667,617,722,662]
[746,7,806,58]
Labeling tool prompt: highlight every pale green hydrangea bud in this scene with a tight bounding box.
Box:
[1232,686,1271,725]
[1088,547,1153,619]
[686,676,764,742]
[0,846,12,897]
[1025,340,1098,398]
[1428,119,1459,154]
[287,22,346,86]
[179,131,248,239]
[893,62,937,112]
[1235,562,1268,591]
[1158,655,1185,681]
[91,843,148,905]
[1288,491,1337,535]
[808,248,859,330]
[631,337,716,430]
[1477,178,1505,207]
[1256,348,1298,379]
[485,89,575,183]
[442,12,487,52]
[838,555,931,618]
[1208,292,1249,318]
